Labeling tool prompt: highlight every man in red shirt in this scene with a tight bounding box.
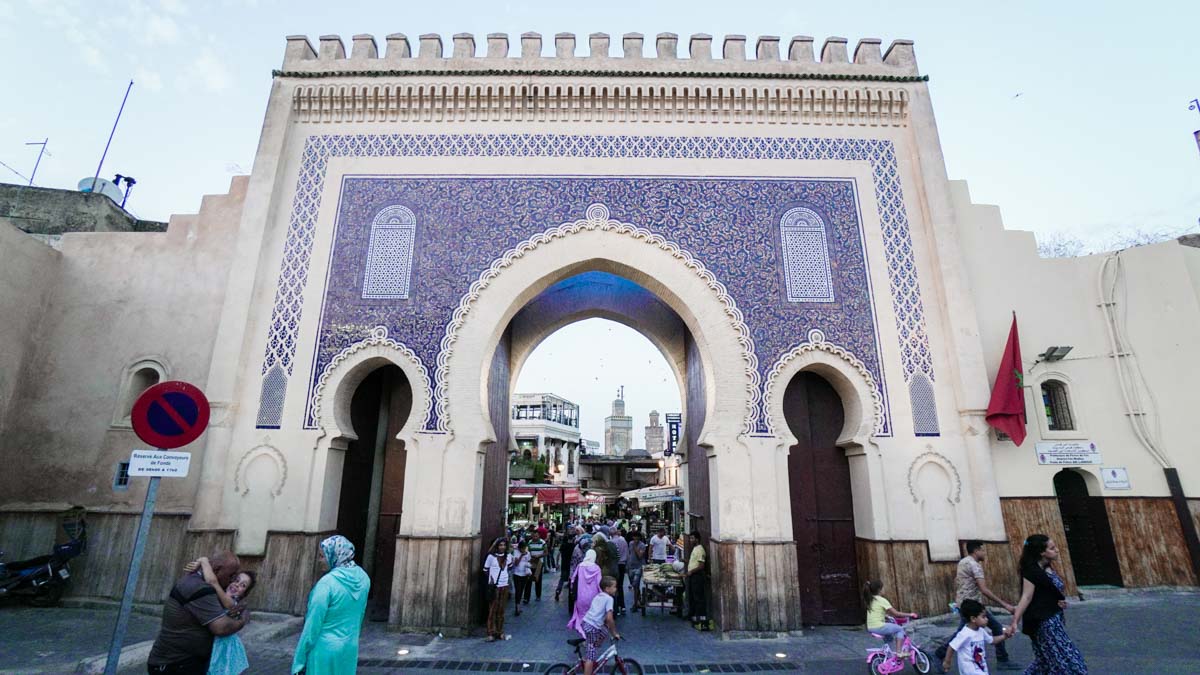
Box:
[537,520,549,541]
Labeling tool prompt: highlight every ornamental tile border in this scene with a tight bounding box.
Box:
[256,133,935,436]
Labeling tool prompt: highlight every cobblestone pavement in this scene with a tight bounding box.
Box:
[2,569,1196,673]
[0,603,160,673]
[242,569,1198,674]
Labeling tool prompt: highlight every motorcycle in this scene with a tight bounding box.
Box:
[0,511,87,607]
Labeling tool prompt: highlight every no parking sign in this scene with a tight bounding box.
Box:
[130,381,210,449]
[106,381,210,675]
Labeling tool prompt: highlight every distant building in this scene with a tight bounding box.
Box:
[581,438,601,455]
[511,393,580,482]
[645,410,664,455]
[603,389,633,455]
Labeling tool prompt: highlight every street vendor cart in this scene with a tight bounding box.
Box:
[639,562,685,616]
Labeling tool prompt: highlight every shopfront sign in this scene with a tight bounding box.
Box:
[1101,467,1131,490]
[1035,441,1101,465]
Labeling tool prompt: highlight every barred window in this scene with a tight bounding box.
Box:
[1041,380,1075,431]
[362,205,417,300]
[779,207,835,303]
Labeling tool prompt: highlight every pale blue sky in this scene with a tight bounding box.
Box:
[2,0,1197,438]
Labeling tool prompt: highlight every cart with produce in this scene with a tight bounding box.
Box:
[639,562,685,616]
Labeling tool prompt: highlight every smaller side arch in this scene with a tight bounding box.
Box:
[233,444,288,497]
[311,326,432,444]
[764,329,884,447]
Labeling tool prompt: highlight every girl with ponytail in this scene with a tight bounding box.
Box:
[862,579,918,657]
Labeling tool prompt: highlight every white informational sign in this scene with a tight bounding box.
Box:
[1101,467,1131,490]
[128,449,191,478]
[1035,441,1101,465]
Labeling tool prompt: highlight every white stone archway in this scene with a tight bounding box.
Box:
[438,203,759,543]
[306,326,432,532]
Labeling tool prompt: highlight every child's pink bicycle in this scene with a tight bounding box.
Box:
[865,615,931,674]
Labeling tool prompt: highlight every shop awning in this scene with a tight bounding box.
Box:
[619,485,683,504]
[537,487,582,504]
[508,486,536,500]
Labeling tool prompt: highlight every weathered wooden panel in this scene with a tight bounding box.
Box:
[999,498,1078,597]
[1191,500,1200,543]
[1105,498,1197,587]
[246,532,325,615]
[713,540,800,633]
[390,535,476,633]
[854,539,956,618]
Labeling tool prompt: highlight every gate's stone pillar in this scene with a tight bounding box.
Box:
[706,432,804,635]
[388,430,479,634]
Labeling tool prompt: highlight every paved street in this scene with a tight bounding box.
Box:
[1,569,1196,673]
[209,570,1200,674]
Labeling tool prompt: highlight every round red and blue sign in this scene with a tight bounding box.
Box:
[131,381,211,450]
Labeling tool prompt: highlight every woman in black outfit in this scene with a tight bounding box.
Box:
[1006,534,1087,674]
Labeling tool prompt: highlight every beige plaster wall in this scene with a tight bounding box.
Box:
[0,219,60,438]
[952,180,1200,498]
[0,178,247,513]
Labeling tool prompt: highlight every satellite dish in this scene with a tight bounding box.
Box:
[78,177,124,204]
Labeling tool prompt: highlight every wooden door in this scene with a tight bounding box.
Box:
[785,372,861,625]
[1054,470,1123,586]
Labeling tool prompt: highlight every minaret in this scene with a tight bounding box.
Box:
[603,386,633,455]
[645,410,664,454]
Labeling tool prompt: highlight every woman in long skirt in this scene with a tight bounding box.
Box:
[1007,534,1087,674]
[567,549,602,637]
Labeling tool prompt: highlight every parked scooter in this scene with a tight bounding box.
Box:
[0,511,87,606]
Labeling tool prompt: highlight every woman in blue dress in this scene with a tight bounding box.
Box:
[1007,534,1088,674]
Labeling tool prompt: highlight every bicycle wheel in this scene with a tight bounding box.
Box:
[610,657,644,675]
[912,648,931,674]
[866,652,888,675]
[544,663,574,674]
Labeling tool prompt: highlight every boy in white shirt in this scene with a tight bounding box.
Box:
[942,599,1012,674]
[580,576,622,675]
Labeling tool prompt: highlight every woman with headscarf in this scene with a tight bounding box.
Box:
[567,549,602,637]
[291,535,370,675]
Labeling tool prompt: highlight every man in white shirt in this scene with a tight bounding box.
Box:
[935,541,1017,668]
[649,528,670,563]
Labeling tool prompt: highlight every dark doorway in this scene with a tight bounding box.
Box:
[1053,469,1123,587]
[337,365,413,620]
[785,371,861,625]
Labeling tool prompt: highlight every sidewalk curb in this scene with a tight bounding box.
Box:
[74,615,304,674]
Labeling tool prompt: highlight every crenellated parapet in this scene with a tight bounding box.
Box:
[279,32,922,127]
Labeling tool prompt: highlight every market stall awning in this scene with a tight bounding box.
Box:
[537,487,582,504]
[619,485,683,504]
[508,486,537,500]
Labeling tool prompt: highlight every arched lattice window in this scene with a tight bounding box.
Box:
[779,206,835,303]
[362,205,417,300]
[1041,380,1075,431]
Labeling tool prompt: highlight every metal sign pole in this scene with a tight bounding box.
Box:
[103,474,160,675]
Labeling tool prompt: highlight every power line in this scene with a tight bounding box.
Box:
[0,158,31,183]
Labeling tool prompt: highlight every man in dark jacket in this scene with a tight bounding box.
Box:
[554,526,578,601]
[147,551,248,674]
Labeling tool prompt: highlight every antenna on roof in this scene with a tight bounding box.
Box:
[24,138,48,186]
[89,80,133,194]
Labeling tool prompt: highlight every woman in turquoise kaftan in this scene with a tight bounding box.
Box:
[291,535,371,675]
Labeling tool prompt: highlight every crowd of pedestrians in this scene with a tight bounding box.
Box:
[140,519,1088,675]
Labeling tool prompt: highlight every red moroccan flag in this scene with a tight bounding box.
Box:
[986,314,1027,445]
